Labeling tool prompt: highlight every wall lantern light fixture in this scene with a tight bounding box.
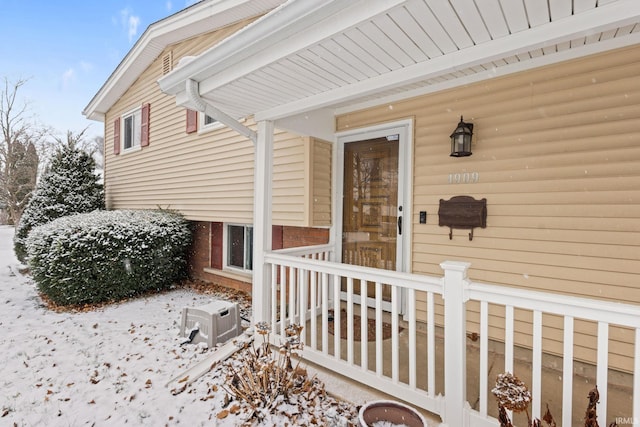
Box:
[450,116,474,157]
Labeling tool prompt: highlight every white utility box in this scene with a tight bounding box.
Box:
[180,300,241,347]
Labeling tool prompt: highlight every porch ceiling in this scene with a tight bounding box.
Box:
[158,0,640,123]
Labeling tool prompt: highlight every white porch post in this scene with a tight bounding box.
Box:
[439,260,471,427]
[252,120,274,325]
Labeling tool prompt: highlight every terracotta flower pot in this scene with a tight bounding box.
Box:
[358,400,427,427]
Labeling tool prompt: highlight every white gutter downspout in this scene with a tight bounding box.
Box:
[186,79,257,144]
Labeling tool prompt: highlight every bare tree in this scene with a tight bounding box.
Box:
[0,77,49,225]
[92,135,104,157]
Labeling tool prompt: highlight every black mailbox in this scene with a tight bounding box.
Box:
[438,196,487,240]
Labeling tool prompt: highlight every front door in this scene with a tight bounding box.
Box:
[339,122,410,304]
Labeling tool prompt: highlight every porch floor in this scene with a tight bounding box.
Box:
[302,311,634,426]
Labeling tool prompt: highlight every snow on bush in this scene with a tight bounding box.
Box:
[26,209,191,306]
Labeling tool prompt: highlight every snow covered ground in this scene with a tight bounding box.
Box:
[0,225,358,426]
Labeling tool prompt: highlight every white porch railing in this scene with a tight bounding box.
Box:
[466,279,640,427]
[261,248,640,427]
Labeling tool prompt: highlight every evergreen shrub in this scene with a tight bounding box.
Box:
[14,139,104,262]
[26,209,191,306]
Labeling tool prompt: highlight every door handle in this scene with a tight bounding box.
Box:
[398,215,402,235]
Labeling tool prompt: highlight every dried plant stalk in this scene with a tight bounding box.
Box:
[584,386,599,427]
[223,323,317,421]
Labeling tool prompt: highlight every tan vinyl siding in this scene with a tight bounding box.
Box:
[104,19,317,227]
[336,44,640,371]
[311,138,332,227]
[272,134,307,225]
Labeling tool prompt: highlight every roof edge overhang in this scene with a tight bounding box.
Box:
[83,0,284,122]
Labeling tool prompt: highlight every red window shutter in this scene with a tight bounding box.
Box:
[141,103,150,147]
[113,118,120,155]
[210,222,223,270]
[272,225,284,250]
[186,109,198,134]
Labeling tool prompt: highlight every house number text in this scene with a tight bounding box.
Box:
[448,172,479,184]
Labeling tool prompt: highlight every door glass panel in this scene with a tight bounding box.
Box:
[342,136,399,300]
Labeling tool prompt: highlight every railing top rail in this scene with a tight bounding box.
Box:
[265,251,443,293]
[468,281,640,327]
[272,243,334,257]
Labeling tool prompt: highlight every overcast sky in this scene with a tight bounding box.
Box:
[0,1,196,141]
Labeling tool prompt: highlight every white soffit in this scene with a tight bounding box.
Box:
[161,0,640,122]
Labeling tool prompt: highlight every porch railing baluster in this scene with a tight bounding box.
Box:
[391,284,399,383]
[531,310,543,420]
[504,305,515,422]
[321,272,329,356]
[479,300,489,416]
[310,269,317,350]
[290,267,297,324]
[279,264,286,336]
[427,291,436,398]
[347,277,354,365]
[562,316,574,427]
[360,280,368,372]
[408,287,417,389]
[333,274,341,360]
[375,281,383,377]
[597,321,609,423]
[505,305,514,375]
[271,263,278,335]
[299,267,307,343]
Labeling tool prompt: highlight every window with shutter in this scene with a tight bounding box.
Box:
[186,109,198,134]
[118,104,148,153]
[211,222,256,272]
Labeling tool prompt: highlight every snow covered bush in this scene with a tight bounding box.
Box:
[25,209,191,306]
[14,134,104,262]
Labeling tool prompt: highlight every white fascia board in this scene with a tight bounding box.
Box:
[255,0,640,121]
[83,0,281,121]
[157,0,405,96]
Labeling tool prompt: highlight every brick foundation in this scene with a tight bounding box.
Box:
[187,221,330,295]
[282,225,330,248]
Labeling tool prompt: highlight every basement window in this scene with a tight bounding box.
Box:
[226,224,253,272]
